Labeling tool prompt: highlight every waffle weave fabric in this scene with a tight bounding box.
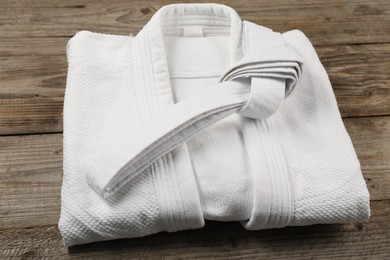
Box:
[59,4,370,246]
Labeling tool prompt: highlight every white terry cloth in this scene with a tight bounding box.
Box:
[59,3,370,246]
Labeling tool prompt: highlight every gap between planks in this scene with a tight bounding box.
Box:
[1,40,390,135]
[0,115,389,230]
[0,200,389,259]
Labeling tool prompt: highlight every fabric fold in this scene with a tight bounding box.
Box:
[85,42,303,199]
[59,3,370,246]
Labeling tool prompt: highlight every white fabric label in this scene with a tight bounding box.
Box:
[182,26,204,37]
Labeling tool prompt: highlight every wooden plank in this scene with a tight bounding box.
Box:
[0,0,388,257]
[0,200,388,259]
[0,134,63,229]
[1,0,389,135]
[0,45,66,135]
[344,117,390,201]
[319,44,390,118]
[1,40,389,135]
[0,0,389,46]
[0,116,389,230]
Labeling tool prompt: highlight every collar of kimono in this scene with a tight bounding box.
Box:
[85,4,303,203]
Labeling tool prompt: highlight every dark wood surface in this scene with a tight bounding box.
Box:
[0,0,389,258]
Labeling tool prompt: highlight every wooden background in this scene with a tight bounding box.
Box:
[1,0,389,258]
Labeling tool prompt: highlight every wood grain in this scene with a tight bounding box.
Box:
[319,43,390,118]
[1,40,389,135]
[1,0,390,135]
[0,134,62,230]
[0,116,389,230]
[0,200,388,259]
[0,0,389,45]
[0,0,389,258]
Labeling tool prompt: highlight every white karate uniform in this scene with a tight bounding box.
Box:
[59,3,370,246]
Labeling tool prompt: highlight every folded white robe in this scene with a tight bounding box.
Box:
[59,3,370,246]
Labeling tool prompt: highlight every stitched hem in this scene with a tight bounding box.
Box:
[241,117,293,230]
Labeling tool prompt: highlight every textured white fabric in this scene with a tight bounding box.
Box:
[59,3,370,246]
[85,31,303,199]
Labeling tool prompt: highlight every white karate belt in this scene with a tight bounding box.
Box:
[59,3,370,246]
[86,40,302,201]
